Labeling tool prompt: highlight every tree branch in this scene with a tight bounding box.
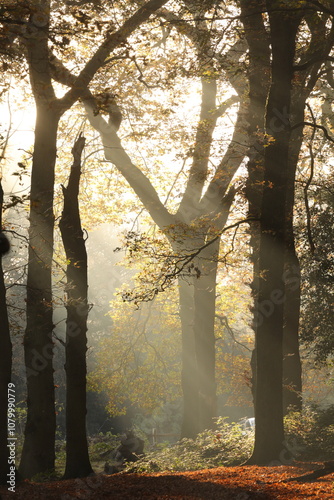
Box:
[122,216,258,304]
[304,0,334,17]
[83,99,175,231]
[304,142,316,254]
[199,101,249,216]
[58,0,169,112]
[291,121,334,142]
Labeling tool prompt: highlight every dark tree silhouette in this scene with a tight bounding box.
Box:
[60,134,93,478]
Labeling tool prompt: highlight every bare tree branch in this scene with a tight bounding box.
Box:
[291,121,334,142]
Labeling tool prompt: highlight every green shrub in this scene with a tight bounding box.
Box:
[284,404,334,460]
[89,432,120,461]
[124,417,253,473]
[31,469,62,482]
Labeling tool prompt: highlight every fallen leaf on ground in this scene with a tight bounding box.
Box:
[0,462,333,499]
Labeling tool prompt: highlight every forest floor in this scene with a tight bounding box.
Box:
[0,462,333,499]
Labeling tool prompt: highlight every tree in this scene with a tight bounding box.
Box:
[59,134,93,478]
[81,0,249,435]
[299,174,334,363]
[240,0,334,463]
[249,1,301,463]
[10,0,169,478]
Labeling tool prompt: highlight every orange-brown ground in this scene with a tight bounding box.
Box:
[0,463,333,499]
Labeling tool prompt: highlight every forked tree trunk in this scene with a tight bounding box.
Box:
[82,101,237,439]
[59,135,93,478]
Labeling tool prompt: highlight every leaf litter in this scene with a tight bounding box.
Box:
[0,462,333,499]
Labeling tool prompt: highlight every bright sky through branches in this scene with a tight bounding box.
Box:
[0,96,35,195]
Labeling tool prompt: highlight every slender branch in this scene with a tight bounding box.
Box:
[293,56,334,71]
[291,121,334,142]
[304,143,316,254]
[302,104,316,254]
[215,314,252,352]
[122,216,258,303]
[304,0,334,16]
[163,158,187,206]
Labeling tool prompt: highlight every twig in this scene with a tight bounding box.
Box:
[291,121,334,143]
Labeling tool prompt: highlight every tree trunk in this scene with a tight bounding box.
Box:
[0,182,14,485]
[194,239,219,433]
[59,135,93,478]
[283,244,302,413]
[19,106,59,478]
[240,0,271,408]
[282,103,305,414]
[177,236,220,438]
[249,4,300,464]
[178,249,219,437]
[178,278,199,438]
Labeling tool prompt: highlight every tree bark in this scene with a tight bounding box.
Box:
[177,238,220,438]
[282,99,305,414]
[283,243,302,413]
[240,0,271,408]
[59,134,93,478]
[178,278,199,438]
[194,239,219,433]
